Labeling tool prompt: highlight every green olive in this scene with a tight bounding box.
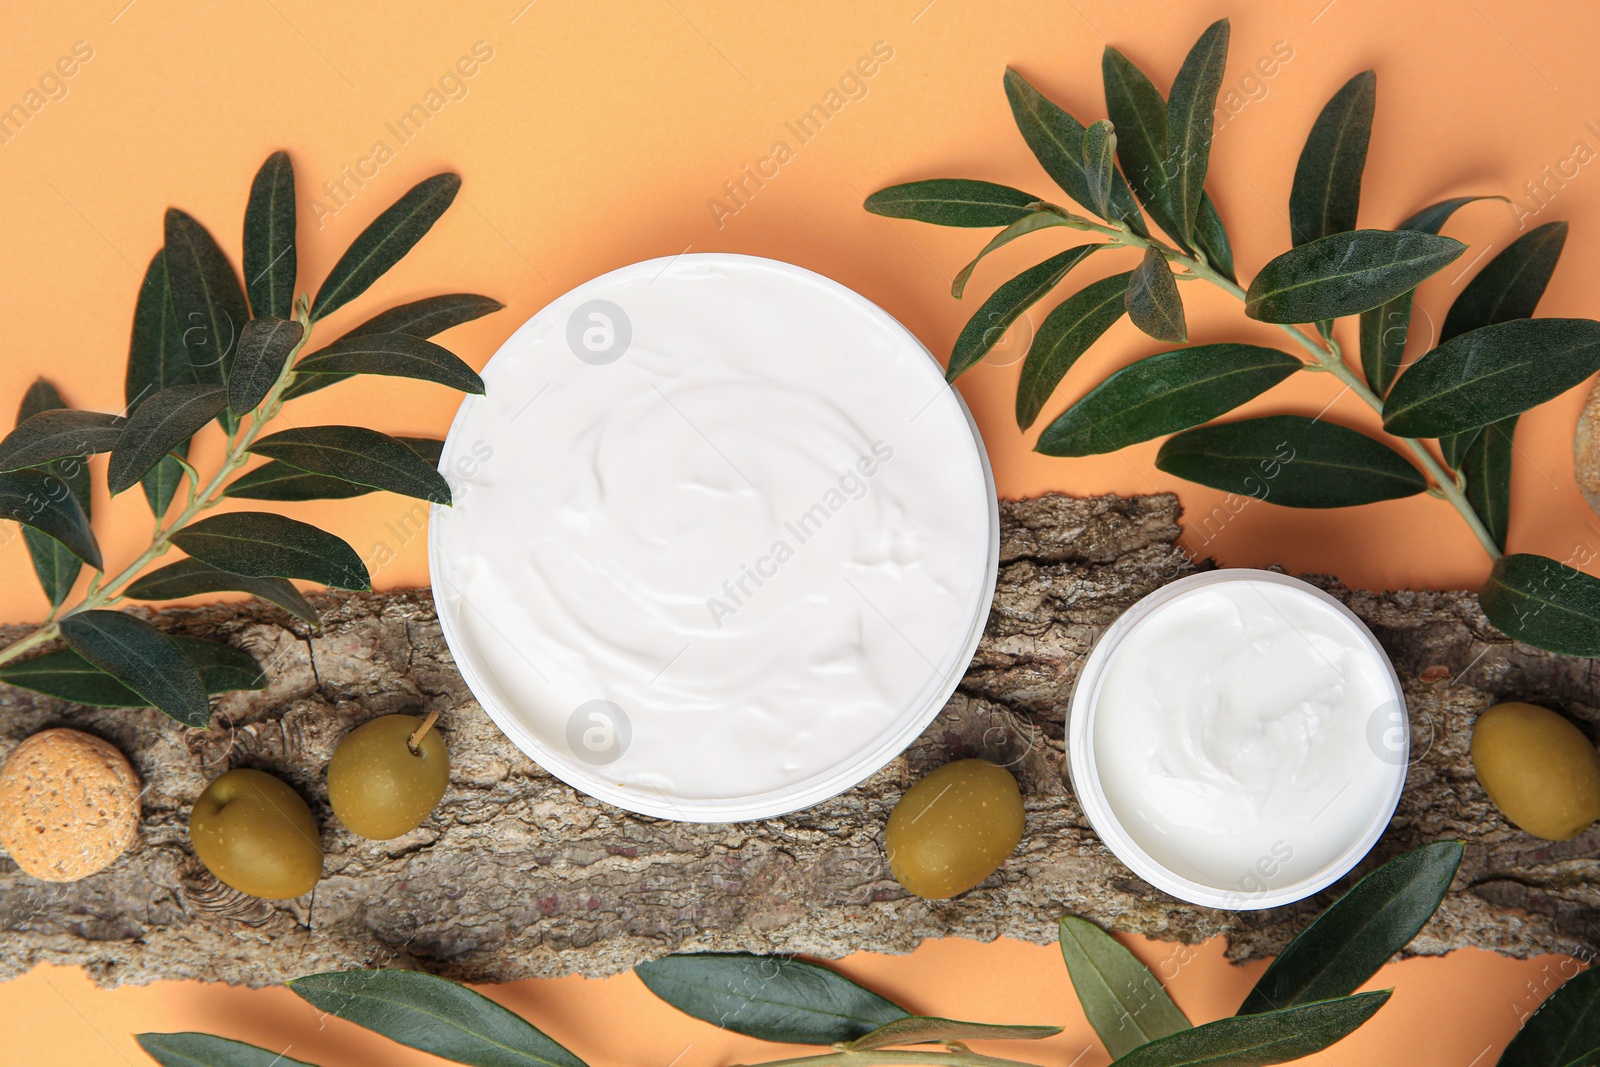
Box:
[885,759,1025,900]
[189,769,323,899]
[326,714,450,840]
[1472,701,1600,841]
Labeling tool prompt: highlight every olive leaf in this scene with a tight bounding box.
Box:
[863,178,1046,228]
[226,436,442,503]
[127,248,196,517]
[0,467,102,569]
[58,609,210,727]
[845,1017,1061,1051]
[1016,271,1132,429]
[290,332,485,395]
[1037,344,1300,457]
[0,636,264,708]
[164,207,248,390]
[125,557,319,627]
[1082,119,1118,219]
[1358,196,1497,397]
[1496,965,1600,1067]
[1289,71,1376,246]
[1101,46,1182,241]
[1245,229,1465,324]
[14,381,94,606]
[634,953,907,1045]
[949,245,1102,381]
[951,211,1074,299]
[289,969,586,1067]
[311,172,461,322]
[1193,194,1236,281]
[1479,553,1600,657]
[107,384,228,495]
[170,512,371,590]
[1058,916,1190,1058]
[1238,841,1463,1015]
[1004,68,1144,229]
[285,293,504,399]
[1156,414,1426,507]
[137,1033,322,1067]
[1126,246,1187,342]
[1463,418,1517,551]
[243,150,297,320]
[226,316,304,415]
[1381,319,1600,438]
[0,409,123,472]
[1109,991,1391,1067]
[1164,18,1229,243]
[1436,221,1567,464]
[249,425,452,505]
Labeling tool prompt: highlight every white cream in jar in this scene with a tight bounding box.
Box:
[1069,570,1406,908]
[430,254,996,821]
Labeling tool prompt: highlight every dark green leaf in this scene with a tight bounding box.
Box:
[846,1016,1061,1051]
[1479,553,1600,657]
[311,173,461,322]
[170,512,370,590]
[1101,46,1182,242]
[289,969,585,1067]
[0,467,101,569]
[1463,418,1516,551]
[164,208,248,389]
[634,953,906,1045]
[1058,917,1190,1058]
[1082,120,1117,219]
[1194,193,1235,281]
[1156,414,1426,508]
[1359,196,1498,396]
[1239,841,1463,1015]
[863,179,1044,228]
[951,211,1074,299]
[1246,229,1465,324]
[1382,319,1600,438]
[127,249,197,516]
[1005,68,1143,226]
[949,246,1101,381]
[290,332,484,395]
[1038,344,1300,456]
[0,410,123,472]
[243,151,297,319]
[15,381,91,607]
[227,317,303,415]
[1442,221,1567,342]
[1562,1051,1600,1067]
[1016,272,1132,429]
[1126,246,1187,342]
[58,609,209,726]
[1289,71,1376,245]
[250,425,451,504]
[1111,991,1390,1067]
[137,1032,322,1067]
[125,557,319,627]
[1165,19,1230,243]
[1496,966,1600,1067]
[285,293,504,399]
[1440,427,1482,471]
[226,436,442,502]
[107,384,227,495]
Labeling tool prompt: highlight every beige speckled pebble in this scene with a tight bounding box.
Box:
[0,728,140,881]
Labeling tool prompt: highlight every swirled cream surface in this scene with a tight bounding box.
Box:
[1092,579,1399,895]
[430,255,994,819]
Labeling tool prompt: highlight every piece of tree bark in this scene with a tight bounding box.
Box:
[0,493,1595,989]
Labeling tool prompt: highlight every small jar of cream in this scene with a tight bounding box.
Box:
[1067,569,1408,909]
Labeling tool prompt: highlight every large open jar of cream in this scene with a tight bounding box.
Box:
[1067,569,1408,909]
[430,254,997,822]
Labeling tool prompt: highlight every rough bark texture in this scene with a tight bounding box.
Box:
[0,493,1596,989]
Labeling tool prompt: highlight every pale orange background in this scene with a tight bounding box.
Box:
[1,1,1597,1063]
